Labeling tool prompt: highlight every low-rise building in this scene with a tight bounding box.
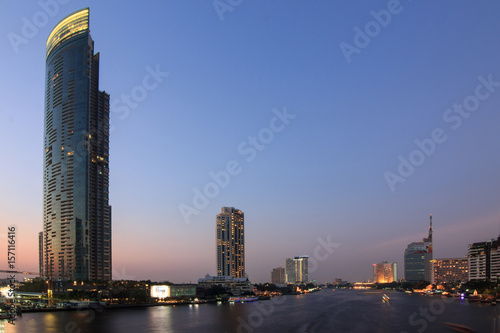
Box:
[198,275,253,295]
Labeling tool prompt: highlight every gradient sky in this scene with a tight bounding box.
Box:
[1,1,499,284]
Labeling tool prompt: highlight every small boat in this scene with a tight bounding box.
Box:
[228,296,258,303]
[405,290,412,294]
[382,294,390,302]
[443,322,474,332]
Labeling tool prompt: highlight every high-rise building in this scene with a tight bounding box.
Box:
[432,258,468,284]
[271,267,285,284]
[216,207,244,278]
[404,215,433,282]
[468,236,500,281]
[42,8,111,281]
[373,261,397,283]
[285,256,309,284]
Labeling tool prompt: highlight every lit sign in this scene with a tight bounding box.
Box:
[150,285,170,298]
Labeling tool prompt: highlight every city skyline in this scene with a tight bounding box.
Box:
[0,1,499,283]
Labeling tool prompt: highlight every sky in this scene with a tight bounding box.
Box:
[0,0,499,284]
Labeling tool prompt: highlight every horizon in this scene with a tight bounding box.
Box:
[1,1,499,284]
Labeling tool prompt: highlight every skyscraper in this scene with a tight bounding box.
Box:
[404,215,433,282]
[285,256,309,284]
[216,207,244,278]
[42,8,111,281]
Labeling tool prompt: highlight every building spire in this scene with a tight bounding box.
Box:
[428,214,433,241]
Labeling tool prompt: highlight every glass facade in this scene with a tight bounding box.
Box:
[404,242,432,282]
[43,8,111,281]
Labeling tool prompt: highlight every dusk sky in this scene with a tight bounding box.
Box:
[1,1,499,284]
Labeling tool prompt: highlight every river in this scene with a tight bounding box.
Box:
[1,290,497,332]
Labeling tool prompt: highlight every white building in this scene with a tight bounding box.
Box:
[468,236,500,281]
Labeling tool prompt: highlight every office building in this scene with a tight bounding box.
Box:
[373,261,397,283]
[271,267,285,284]
[216,207,245,278]
[468,236,500,281]
[285,256,309,284]
[432,258,468,284]
[42,8,111,280]
[404,215,433,282]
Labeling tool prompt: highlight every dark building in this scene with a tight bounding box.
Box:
[404,215,433,282]
[271,267,285,284]
[42,8,111,281]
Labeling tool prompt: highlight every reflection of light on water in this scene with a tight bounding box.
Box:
[43,313,56,326]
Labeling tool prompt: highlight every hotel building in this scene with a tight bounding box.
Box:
[285,256,309,284]
[373,261,397,283]
[432,258,468,284]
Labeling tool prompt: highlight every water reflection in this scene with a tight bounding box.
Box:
[5,290,496,333]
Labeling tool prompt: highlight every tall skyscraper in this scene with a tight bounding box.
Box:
[216,207,244,278]
[285,256,309,284]
[372,261,397,283]
[42,8,111,281]
[404,215,433,282]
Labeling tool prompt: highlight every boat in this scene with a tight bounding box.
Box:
[404,290,412,294]
[443,322,474,332]
[382,294,390,302]
[228,296,258,303]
